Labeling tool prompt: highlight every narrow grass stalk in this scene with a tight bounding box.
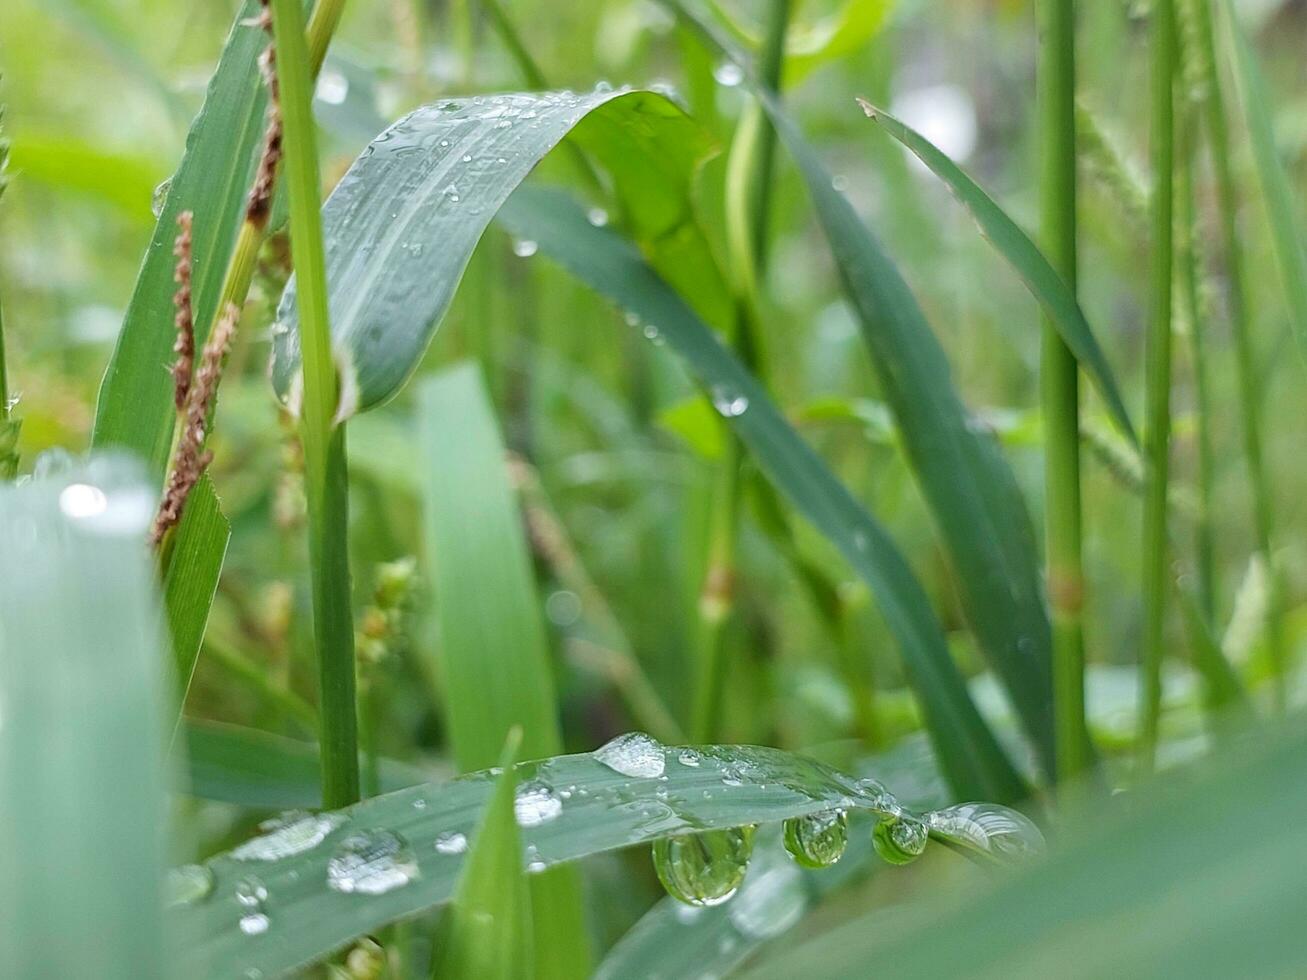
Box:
[270,0,360,807]
[693,0,792,741]
[1140,0,1178,774]
[1039,0,1090,784]
[1174,15,1217,622]
[1191,0,1287,707]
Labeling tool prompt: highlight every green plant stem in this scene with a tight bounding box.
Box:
[1140,0,1177,775]
[271,0,359,808]
[694,0,793,742]
[1039,0,1089,785]
[1174,67,1217,623]
[1192,0,1286,707]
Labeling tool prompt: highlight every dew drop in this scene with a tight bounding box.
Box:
[713,62,744,87]
[151,177,172,217]
[326,830,419,895]
[651,826,755,907]
[782,809,848,869]
[677,750,701,768]
[514,780,563,827]
[234,877,270,937]
[315,68,349,105]
[594,732,666,778]
[872,815,928,865]
[587,207,609,227]
[926,802,1044,860]
[513,239,539,258]
[231,810,346,862]
[434,831,468,855]
[165,864,213,908]
[710,384,749,418]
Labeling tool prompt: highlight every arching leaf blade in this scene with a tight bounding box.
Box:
[169,740,1027,978]
[857,100,1137,446]
[497,185,1024,804]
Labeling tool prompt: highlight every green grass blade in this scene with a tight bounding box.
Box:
[272,0,360,809]
[180,720,428,810]
[1218,0,1307,364]
[740,720,1307,978]
[660,0,1059,780]
[92,0,272,477]
[498,185,1025,803]
[6,135,163,218]
[0,455,170,978]
[163,477,229,718]
[271,89,728,417]
[419,362,589,978]
[169,738,1034,977]
[858,101,1136,446]
[432,729,532,980]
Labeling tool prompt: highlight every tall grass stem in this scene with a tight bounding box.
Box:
[1039,0,1090,783]
[270,0,360,807]
[1140,0,1177,773]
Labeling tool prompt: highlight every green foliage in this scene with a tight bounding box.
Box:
[0,456,170,978]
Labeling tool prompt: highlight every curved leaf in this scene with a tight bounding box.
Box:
[857,100,1137,446]
[497,185,1024,803]
[657,0,1059,784]
[272,89,727,416]
[168,739,1036,978]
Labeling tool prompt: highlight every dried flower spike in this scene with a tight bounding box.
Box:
[171,211,195,410]
[245,0,282,227]
[150,301,240,547]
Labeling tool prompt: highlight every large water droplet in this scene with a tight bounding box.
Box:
[651,826,756,907]
[513,239,539,258]
[710,384,749,418]
[434,831,468,856]
[872,815,928,865]
[326,830,419,895]
[926,803,1044,860]
[713,62,744,87]
[231,810,346,862]
[151,177,172,217]
[234,877,270,937]
[594,732,666,778]
[514,780,563,827]
[782,809,848,869]
[165,864,214,908]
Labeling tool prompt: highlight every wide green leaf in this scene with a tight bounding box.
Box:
[93,0,272,476]
[0,454,171,979]
[858,101,1137,445]
[1218,0,1307,365]
[497,185,1025,803]
[418,362,589,977]
[741,719,1307,978]
[168,736,1038,978]
[271,88,728,417]
[658,0,1057,784]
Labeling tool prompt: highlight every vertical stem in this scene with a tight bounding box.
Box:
[270,0,360,808]
[694,0,792,741]
[1140,0,1177,774]
[1192,0,1286,708]
[1039,0,1089,783]
[1175,68,1217,623]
